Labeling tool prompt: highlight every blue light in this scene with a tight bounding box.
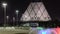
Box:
[38,30,47,34]
[46,29,52,34]
[38,28,52,34]
[42,31,47,34]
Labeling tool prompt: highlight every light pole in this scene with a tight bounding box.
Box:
[2,2,7,26]
[16,10,19,26]
[13,17,15,26]
[6,16,9,26]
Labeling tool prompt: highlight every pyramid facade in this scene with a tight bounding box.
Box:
[20,2,51,21]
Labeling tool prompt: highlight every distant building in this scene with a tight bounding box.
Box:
[20,2,51,21]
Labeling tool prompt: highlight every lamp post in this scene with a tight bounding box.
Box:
[2,2,7,26]
[13,17,15,26]
[6,16,9,26]
[16,10,19,26]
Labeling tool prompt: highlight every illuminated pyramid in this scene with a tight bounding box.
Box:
[20,2,51,21]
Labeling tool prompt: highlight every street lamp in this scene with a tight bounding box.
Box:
[16,10,19,26]
[2,2,7,26]
[13,17,15,26]
[2,3,7,8]
[6,16,9,26]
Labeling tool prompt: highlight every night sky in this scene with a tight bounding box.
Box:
[0,0,60,23]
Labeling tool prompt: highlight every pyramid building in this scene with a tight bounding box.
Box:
[20,2,51,21]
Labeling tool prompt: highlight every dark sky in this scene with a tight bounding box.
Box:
[0,0,60,23]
